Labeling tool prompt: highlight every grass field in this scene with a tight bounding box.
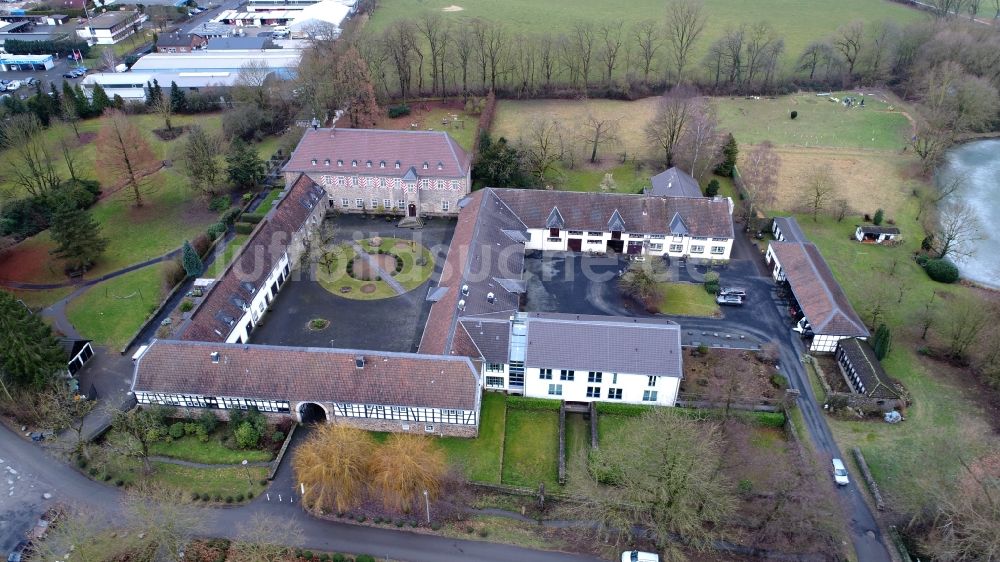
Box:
[148,434,274,465]
[374,102,479,152]
[656,282,720,317]
[439,392,506,483]
[793,208,995,511]
[65,265,162,347]
[501,408,560,489]
[367,0,925,69]
[359,237,436,291]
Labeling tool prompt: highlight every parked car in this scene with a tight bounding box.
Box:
[621,551,659,562]
[5,80,20,91]
[719,287,747,298]
[24,77,39,86]
[832,458,850,486]
[62,72,77,79]
[792,317,813,336]
[72,67,88,77]
[7,540,30,562]
[0,79,10,86]
[716,294,743,306]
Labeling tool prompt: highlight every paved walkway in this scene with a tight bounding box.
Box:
[349,242,406,295]
[1,248,181,290]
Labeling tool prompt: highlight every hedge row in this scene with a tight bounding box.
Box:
[594,402,653,417]
[506,396,561,412]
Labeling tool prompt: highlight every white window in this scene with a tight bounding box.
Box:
[355,198,364,209]
[341,198,349,208]
[649,243,663,251]
[450,180,459,190]
[643,390,658,402]
[420,179,429,189]
[485,376,504,387]
[607,388,622,400]
[436,179,445,189]
[486,363,504,372]
[397,200,405,209]
[693,236,708,241]
[712,237,728,242]
[384,199,392,208]
[586,387,600,398]
[425,424,434,432]
[568,230,583,235]
[649,234,665,239]
[669,244,683,252]
[691,245,705,254]
[588,371,602,383]
[587,239,602,244]
[711,246,725,255]
[442,201,450,212]
[548,384,563,396]
[539,368,552,380]
[371,198,379,208]
[587,231,603,237]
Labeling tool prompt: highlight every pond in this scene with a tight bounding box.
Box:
[938,139,1000,288]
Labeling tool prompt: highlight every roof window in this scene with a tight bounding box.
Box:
[337,159,343,166]
[310,159,317,165]
[324,159,330,166]
[379,161,386,168]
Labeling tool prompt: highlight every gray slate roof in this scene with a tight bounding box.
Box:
[772,216,807,243]
[207,36,269,50]
[524,313,683,378]
[837,338,901,399]
[857,225,900,235]
[649,167,702,198]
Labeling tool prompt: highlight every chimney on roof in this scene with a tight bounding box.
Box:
[461,284,469,296]
[458,299,466,311]
[210,352,220,364]
[355,355,365,369]
[487,292,495,304]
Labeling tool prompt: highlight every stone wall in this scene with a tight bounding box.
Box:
[335,416,478,438]
[806,355,904,414]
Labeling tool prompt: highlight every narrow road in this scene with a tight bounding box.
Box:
[0,425,603,562]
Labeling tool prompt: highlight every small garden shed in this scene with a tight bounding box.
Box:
[835,338,903,410]
[854,225,900,244]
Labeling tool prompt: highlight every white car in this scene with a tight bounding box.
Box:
[6,80,20,91]
[832,458,850,486]
[621,551,659,562]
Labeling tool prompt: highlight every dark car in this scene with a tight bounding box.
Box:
[7,540,30,562]
[62,72,77,78]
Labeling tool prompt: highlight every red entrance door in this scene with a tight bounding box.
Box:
[568,238,582,252]
[408,204,417,217]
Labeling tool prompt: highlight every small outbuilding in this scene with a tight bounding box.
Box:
[59,337,94,376]
[855,225,900,244]
[835,338,902,409]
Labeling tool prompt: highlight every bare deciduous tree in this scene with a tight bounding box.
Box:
[739,141,781,222]
[368,433,447,513]
[833,20,865,77]
[581,114,619,163]
[664,0,707,83]
[416,12,446,95]
[932,201,984,261]
[96,110,159,207]
[598,21,624,85]
[799,165,836,221]
[234,60,272,109]
[123,484,205,562]
[644,85,698,167]
[674,101,723,182]
[0,114,61,198]
[940,298,991,359]
[232,513,304,562]
[522,119,566,181]
[632,20,663,85]
[572,22,596,92]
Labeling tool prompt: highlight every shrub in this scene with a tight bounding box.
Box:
[333,554,346,562]
[77,458,87,468]
[247,491,254,499]
[320,554,330,562]
[179,299,194,312]
[234,421,261,449]
[387,104,411,118]
[115,479,124,487]
[88,467,98,476]
[872,208,884,225]
[206,222,227,240]
[199,409,218,433]
[219,207,242,226]
[924,258,959,283]
[242,192,254,203]
[409,520,418,528]
[271,430,285,443]
[162,258,186,290]
[103,474,112,481]
[355,514,366,523]
[750,411,786,428]
[191,491,201,501]
[240,212,265,224]
[703,271,720,294]
[225,496,233,503]
[915,254,929,267]
[236,493,244,502]
[506,396,561,411]
[356,556,376,562]
[431,522,442,531]
[169,422,185,439]
[738,479,753,495]
[696,344,709,356]
[209,196,230,212]
[477,529,488,538]
[594,402,652,417]
[303,552,313,560]
[790,110,798,120]
[260,479,268,486]
[770,373,789,389]
[234,222,254,235]
[213,493,222,501]
[395,519,404,527]
[705,179,720,197]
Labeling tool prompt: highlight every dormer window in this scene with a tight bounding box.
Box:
[351,160,357,167]
[366,160,372,167]
[324,159,330,165]
[355,356,365,369]
[395,161,401,169]
[337,159,343,166]
[437,161,444,170]
[379,161,385,168]
[310,159,317,165]
[422,162,428,170]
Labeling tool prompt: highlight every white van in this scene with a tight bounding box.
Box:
[621,551,659,562]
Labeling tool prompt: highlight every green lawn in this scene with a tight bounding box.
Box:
[596,415,630,449]
[256,189,284,214]
[204,234,249,279]
[66,265,162,348]
[794,207,995,511]
[148,434,273,465]
[656,282,720,317]
[501,408,561,489]
[556,163,649,193]
[367,0,925,71]
[376,106,479,152]
[314,240,432,300]
[563,413,598,494]
[715,92,911,150]
[439,392,506,483]
[358,236,436,291]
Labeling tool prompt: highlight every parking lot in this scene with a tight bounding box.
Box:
[0,57,91,98]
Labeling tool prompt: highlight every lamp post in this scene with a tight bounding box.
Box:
[423,489,430,524]
[241,459,252,489]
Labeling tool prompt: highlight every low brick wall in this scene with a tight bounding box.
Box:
[589,402,598,450]
[336,416,478,438]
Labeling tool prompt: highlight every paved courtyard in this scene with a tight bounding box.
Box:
[523,251,638,316]
[250,215,455,352]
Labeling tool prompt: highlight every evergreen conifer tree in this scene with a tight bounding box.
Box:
[0,290,66,394]
[181,240,203,278]
[48,198,108,272]
[91,84,111,114]
[169,81,186,113]
[715,133,739,178]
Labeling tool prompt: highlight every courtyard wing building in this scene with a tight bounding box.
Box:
[283,127,471,220]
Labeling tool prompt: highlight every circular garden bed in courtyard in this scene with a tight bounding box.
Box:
[315,237,435,301]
